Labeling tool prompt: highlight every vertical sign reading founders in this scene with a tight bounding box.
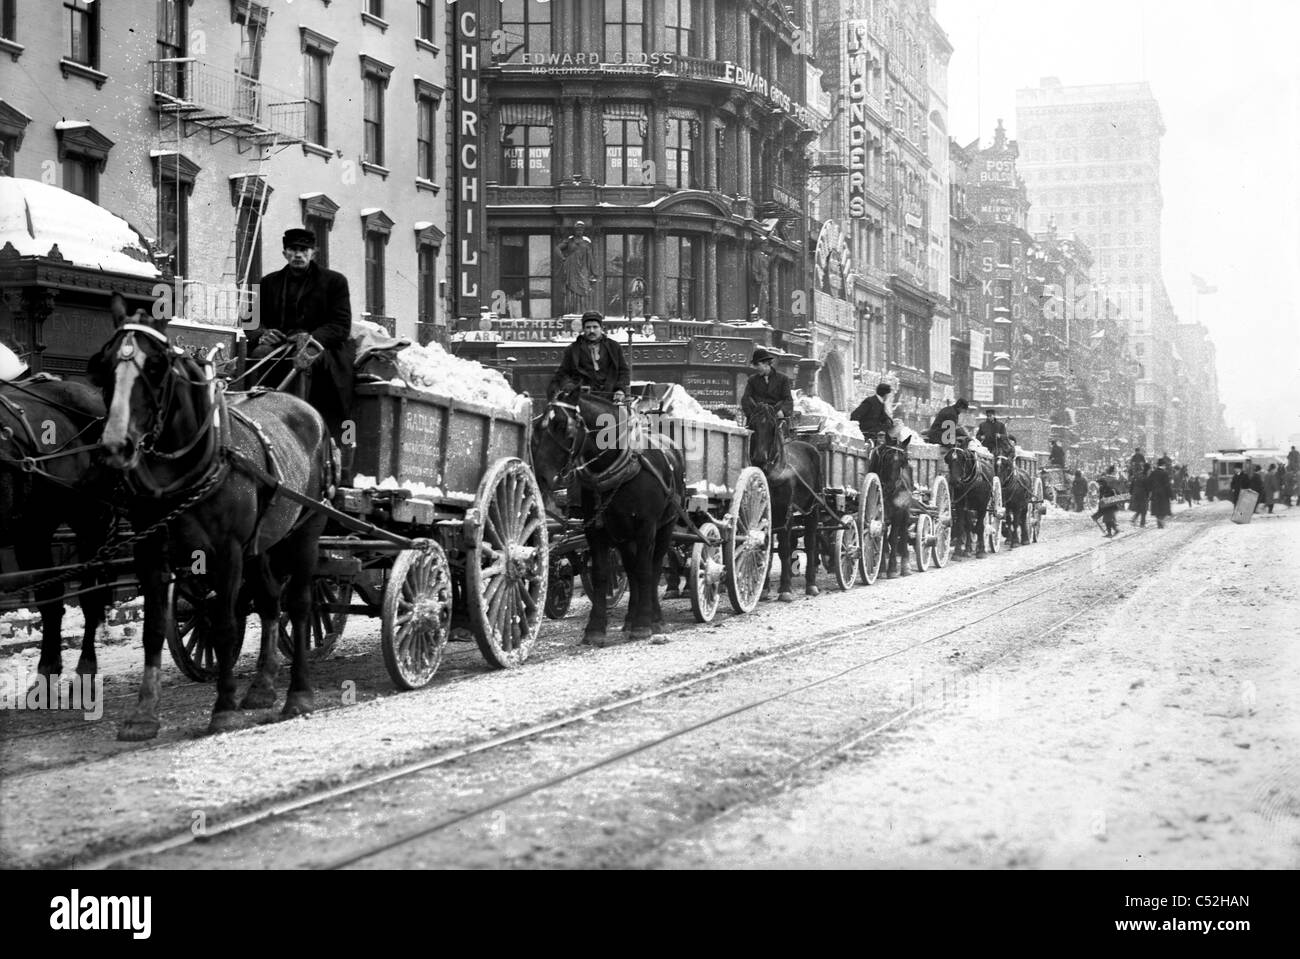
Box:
[846,21,869,219]
[456,4,482,320]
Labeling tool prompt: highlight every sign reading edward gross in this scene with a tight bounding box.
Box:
[456,8,482,318]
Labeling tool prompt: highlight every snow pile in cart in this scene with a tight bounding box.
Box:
[392,340,527,413]
[349,473,475,501]
[660,383,731,426]
[793,392,863,441]
[0,178,160,278]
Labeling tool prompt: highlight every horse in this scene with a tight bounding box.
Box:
[868,434,914,578]
[745,404,820,599]
[994,438,1033,548]
[943,441,995,558]
[531,388,684,646]
[0,377,115,678]
[91,295,335,740]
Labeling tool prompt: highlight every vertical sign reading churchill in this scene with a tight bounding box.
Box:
[456,5,482,320]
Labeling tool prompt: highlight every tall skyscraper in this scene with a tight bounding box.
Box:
[1015,78,1175,453]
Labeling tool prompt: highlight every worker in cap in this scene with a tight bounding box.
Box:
[976,406,1006,455]
[851,382,897,442]
[741,347,793,422]
[550,310,630,402]
[248,227,355,454]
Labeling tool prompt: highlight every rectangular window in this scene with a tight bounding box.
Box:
[304,49,328,146]
[665,116,696,190]
[64,0,97,66]
[500,234,553,319]
[603,233,648,317]
[604,0,645,61]
[664,236,696,320]
[62,156,97,201]
[364,75,385,165]
[502,124,551,186]
[156,0,186,98]
[364,0,383,17]
[234,4,267,120]
[604,117,645,186]
[418,246,437,327]
[235,201,263,287]
[417,94,438,181]
[158,181,188,277]
[364,232,385,316]
[417,0,434,42]
[305,215,330,269]
[501,0,552,63]
[665,0,693,56]
[0,134,15,176]
[2,0,15,41]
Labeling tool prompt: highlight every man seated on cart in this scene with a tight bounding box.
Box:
[975,408,1006,455]
[851,382,898,446]
[247,228,355,448]
[740,348,794,429]
[550,311,631,403]
[923,397,969,448]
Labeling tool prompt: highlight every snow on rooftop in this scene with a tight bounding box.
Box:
[53,120,91,130]
[0,177,161,278]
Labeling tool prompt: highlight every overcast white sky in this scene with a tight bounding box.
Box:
[935,0,1300,448]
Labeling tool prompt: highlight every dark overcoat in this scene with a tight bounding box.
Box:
[550,335,631,396]
[742,371,794,419]
[851,394,893,438]
[1129,472,1150,513]
[975,417,1006,452]
[1148,467,1174,518]
[249,261,354,433]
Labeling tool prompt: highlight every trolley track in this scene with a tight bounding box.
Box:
[64,514,1195,870]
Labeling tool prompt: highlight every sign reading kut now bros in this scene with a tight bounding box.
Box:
[456,7,482,318]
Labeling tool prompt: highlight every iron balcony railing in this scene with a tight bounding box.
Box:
[151,58,306,143]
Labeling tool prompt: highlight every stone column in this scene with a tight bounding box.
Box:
[702,110,717,191]
[651,232,666,320]
[704,232,718,322]
[559,97,577,180]
[701,0,715,60]
[737,120,751,198]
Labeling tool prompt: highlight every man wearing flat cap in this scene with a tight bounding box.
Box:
[851,383,896,442]
[976,407,1006,455]
[248,228,354,443]
[550,311,630,402]
[741,348,793,422]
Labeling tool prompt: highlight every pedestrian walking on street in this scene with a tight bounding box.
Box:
[1262,464,1280,514]
[1049,439,1066,469]
[1248,466,1265,512]
[1149,459,1174,528]
[1128,447,1147,482]
[1189,474,1202,503]
[1181,467,1196,508]
[1288,445,1300,473]
[1071,469,1088,512]
[1206,472,1220,501]
[1093,466,1123,536]
[1228,466,1246,505]
[1130,463,1150,526]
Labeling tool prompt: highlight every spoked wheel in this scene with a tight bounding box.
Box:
[857,473,885,585]
[687,541,724,623]
[723,466,772,614]
[1031,477,1045,543]
[986,476,1003,555]
[466,457,549,669]
[277,576,352,661]
[381,545,453,690]
[544,561,575,620]
[913,513,934,572]
[930,475,952,568]
[168,576,246,683]
[580,550,628,608]
[830,516,860,589]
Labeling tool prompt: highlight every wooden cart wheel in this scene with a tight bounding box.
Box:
[580,549,628,608]
[830,516,860,590]
[1031,477,1045,543]
[687,541,723,623]
[168,576,246,683]
[544,562,575,620]
[986,476,1003,555]
[857,472,885,585]
[914,513,933,572]
[723,466,772,614]
[381,545,452,690]
[930,474,952,568]
[277,576,352,660]
[466,457,549,669]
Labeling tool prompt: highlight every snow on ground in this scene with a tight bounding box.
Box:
[645,502,1300,869]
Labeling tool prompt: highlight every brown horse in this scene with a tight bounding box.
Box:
[870,436,914,577]
[944,441,994,558]
[746,404,820,600]
[92,295,334,739]
[994,438,1033,548]
[0,377,114,678]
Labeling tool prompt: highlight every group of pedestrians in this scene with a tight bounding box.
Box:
[1227,461,1294,514]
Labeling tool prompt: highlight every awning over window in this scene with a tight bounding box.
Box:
[499,102,554,127]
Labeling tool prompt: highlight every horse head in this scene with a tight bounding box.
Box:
[873,434,912,491]
[96,293,214,485]
[945,442,977,488]
[531,390,586,497]
[746,404,784,473]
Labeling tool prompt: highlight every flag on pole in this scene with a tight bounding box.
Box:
[1191,274,1218,295]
